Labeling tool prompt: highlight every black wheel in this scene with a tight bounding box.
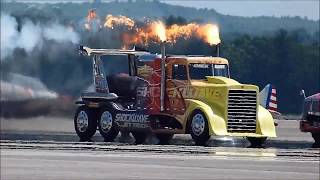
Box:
[311,132,320,148]
[74,106,98,141]
[156,133,173,145]
[247,137,267,148]
[132,131,147,144]
[98,107,119,142]
[189,110,210,146]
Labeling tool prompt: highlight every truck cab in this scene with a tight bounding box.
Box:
[300,92,320,146]
[74,46,276,146]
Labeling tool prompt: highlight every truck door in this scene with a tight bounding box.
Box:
[135,57,161,114]
[166,64,188,115]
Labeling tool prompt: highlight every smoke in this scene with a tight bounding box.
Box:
[1,13,19,59]
[1,13,80,60]
[18,20,43,53]
[44,24,79,44]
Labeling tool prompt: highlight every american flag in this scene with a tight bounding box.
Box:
[267,86,278,113]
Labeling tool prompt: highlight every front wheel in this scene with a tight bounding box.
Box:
[247,137,267,148]
[74,106,98,141]
[98,108,119,142]
[189,110,210,146]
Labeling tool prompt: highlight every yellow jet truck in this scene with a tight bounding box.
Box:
[74,44,276,147]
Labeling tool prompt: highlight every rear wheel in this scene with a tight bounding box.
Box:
[311,132,320,148]
[132,132,147,144]
[189,110,210,146]
[74,106,98,141]
[98,108,119,142]
[247,137,267,148]
[156,133,173,145]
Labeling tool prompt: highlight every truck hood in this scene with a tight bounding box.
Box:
[190,76,258,91]
[206,76,240,85]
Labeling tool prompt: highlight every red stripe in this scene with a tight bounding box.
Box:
[269,107,277,111]
[270,100,277,104]
[271,92,276,96]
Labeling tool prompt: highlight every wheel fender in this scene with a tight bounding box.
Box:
[184,99,227,136]
[256,105,277,137]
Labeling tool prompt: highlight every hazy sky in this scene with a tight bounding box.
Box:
[163,0,320,20]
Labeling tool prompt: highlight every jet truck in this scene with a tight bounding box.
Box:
[74,44,276,146]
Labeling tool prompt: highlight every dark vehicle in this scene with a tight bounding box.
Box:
[300,91,320,146]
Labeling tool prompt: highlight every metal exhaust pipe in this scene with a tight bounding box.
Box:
[160,41,166,111]
[215,43,220,57]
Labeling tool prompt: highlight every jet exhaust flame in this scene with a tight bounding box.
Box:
[104,14,135,29]
[101,14,221,47]
[84,9,101,31]
[154,21,166,42]
[201,24,221,45]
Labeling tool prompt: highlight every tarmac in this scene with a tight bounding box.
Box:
[1,117,319,180]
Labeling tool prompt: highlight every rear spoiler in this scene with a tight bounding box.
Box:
[78,46,150,56]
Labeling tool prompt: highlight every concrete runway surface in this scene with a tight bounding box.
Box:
[1,117,320,180]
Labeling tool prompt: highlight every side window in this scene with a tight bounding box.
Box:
[172,64,187,80]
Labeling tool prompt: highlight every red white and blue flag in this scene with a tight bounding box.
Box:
[260,84,281,116]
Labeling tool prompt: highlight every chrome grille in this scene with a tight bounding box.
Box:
[227,90,257,133]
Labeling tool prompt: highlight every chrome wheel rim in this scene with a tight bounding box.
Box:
[100,111,113,133]
[77,111,88,132]
[191,113,205,136]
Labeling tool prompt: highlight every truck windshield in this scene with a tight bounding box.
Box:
[189,64,229,80]
[100,56,129,76]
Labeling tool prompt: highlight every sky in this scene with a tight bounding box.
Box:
[163,0,320,20]
[2,0,319,20]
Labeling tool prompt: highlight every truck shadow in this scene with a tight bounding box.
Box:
[1,132,318,149]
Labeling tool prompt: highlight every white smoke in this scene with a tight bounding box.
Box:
[1,13,80,60]
[44,24,79,44]
[18,20,43,53]
[1,13,19,59]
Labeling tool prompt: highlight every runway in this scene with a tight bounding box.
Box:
[1,117,320,180]
[1,143,319,180]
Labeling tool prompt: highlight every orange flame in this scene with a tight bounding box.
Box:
[199,24,221,45]
[104,14,135,29]
[102,14,221,46]
[166,23,199,43]
[84,9,101,31]
[153,21,166,42]
[87,9,97,21]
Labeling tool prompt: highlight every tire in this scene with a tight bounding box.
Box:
[156,133,173,145]
[189,110,210,146]
[98,108,119,142]
[247,137,267,148]
[311,132,320,148]
[74,106,98,141]
[132,131,147,144]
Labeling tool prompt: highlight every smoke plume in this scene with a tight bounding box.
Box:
[1,13,80,60]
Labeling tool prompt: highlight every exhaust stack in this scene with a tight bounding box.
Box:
[160,41,166,111]
[215,43,220,57]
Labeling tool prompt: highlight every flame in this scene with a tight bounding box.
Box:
[84,9,101,31]
[166,23,220,45]
[101,14,221,46]
[153,21,166,42]
[200,24,221,45]
[120,21,167,46]
[104,14,135,29]
[166,23,199,43]
[87,9,97,21]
